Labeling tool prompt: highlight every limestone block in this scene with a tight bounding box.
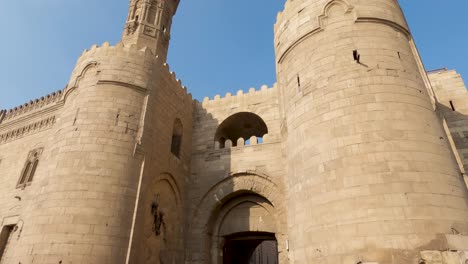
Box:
[421,251,443,264]
[446,235,468,251]
[442,251,464,264]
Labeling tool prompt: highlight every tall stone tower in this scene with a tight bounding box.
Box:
[3,0,187,263]
[275,0,468,263]
[122,0,180,61]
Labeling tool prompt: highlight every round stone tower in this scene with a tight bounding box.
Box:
[14,1,180,263]
[275,0,468,263]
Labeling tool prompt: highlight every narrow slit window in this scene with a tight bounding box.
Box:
[450,100,456,111]
[171,119,183,158]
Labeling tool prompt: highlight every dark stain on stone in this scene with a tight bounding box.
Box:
[151,194,167,241]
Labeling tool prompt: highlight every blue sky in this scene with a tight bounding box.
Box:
[0,0,467,110]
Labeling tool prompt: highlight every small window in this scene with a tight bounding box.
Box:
[171,119,183,158]
[17,148,43,188]
[0,225,14,262]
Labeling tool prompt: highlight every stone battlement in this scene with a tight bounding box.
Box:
[78,41,155,61]
[72,41,192,101]
[200,84,276,107]
[0,89,64,123]
[161,62,193,102]
[0,42,193,126]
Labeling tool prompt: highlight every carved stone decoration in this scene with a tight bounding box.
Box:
[126,21,139,35]
[151,194,166,241]
[0,116,56,144]
[143,26,157,37]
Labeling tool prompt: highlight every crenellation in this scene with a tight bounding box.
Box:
[201,84,276,106]
[2,90,64,123]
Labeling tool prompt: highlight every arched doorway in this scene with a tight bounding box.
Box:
[186,172,288,264]
[223,232,278,264]
[210,193,280,264]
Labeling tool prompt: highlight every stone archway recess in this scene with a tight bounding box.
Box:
[211,194,278,264]
[186,171,288,264]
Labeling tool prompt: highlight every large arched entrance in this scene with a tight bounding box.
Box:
[186,172,288,264]
[223,232,278,264]
[210,193,280,264]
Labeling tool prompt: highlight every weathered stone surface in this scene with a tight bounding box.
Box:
[0,0,467,263]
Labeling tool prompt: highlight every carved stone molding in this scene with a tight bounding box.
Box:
[143,25,157,37]
[0,116,56,144]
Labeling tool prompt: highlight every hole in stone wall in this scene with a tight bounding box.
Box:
[450,100,456,111]
[297,75,301,91]
[353,50,360,63]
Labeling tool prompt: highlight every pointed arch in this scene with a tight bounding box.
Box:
[318,0,355,28]
[17,148,43,188]
[186,171,288,263]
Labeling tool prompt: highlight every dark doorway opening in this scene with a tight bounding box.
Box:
[223,232,278,264]
[0,225,14,262]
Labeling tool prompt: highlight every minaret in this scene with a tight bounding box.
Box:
[275,0,468,263]
[122,0,179,61]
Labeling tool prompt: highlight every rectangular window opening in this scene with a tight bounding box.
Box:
[0,225,14,262]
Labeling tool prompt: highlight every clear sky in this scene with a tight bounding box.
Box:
[0,0,467,110]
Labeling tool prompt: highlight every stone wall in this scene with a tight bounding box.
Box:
[1,0,468,263]
[0,117,61,263]
[186,85,289,263]
[128,56,194,264]
[430,69,468,172]
[275,0,468,263]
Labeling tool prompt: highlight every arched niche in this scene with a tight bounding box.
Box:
[131,173,184,264]
[214,112,268,148]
